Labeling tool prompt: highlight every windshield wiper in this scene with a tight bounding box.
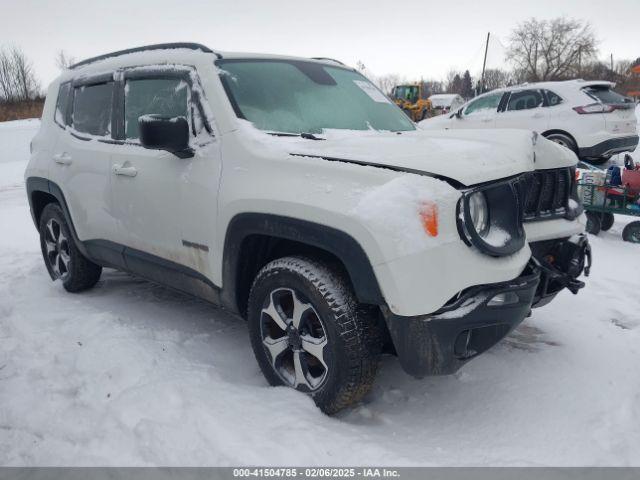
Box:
[266,131,325,140]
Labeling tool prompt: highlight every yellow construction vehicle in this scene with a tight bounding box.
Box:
[391,83,433,121]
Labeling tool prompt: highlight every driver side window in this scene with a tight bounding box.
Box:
[464,93,501,116]
[124,77,189,140]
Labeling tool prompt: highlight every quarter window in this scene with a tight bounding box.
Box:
[72,82,113,136]
[124,78,189,140]
[54,82,71,127]
[464,93,502,115]
[545,90,563,106]
[506,90,543,111]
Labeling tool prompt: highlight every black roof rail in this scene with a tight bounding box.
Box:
[70,42,221,69]
[310,57,346,66]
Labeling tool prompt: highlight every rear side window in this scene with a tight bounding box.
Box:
[544,90,563,106]
[124,78,189,140]
[72,82,113,136]
[54,83,71,127]
[506,90,543,111]
[583,86,631,104]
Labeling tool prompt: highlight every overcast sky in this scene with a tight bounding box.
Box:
[2,0,638,88]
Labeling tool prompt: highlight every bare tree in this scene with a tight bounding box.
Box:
[507,17,598,82]
[482,69,514,91]
[0,46,40,102]
[55,50,76,70]
[372,73,406,96]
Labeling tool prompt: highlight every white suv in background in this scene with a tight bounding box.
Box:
[26,43,591,413]
[420,80,638,165]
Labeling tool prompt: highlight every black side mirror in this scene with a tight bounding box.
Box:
[139,115,194,159]
[455,108,463,119]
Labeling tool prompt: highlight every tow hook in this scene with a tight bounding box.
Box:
[533,233,592,296]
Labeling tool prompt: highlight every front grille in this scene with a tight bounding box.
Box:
[523,168,571,221]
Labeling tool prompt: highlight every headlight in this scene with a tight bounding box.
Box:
[468,192,489,237]
[457,177,526,257]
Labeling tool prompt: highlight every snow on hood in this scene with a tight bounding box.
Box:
[233,121,577,187]
[285,128,577,187]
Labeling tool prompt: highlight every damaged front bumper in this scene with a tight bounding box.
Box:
[384,234,591,378]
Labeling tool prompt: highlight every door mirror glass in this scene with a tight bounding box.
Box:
[138,115,194,158]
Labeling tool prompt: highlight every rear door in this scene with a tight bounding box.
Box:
[495,89,548,132]
[453,92,503,129]
[49,75,118,249]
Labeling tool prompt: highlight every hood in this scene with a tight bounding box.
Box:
[285,128,577,187]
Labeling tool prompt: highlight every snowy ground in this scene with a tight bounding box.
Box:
[0,119,639,466]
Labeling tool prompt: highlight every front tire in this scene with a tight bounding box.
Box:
[247,256,381,414]
[39,203,102,292]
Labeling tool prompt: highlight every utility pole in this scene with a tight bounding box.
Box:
[480,32,490,94]
[610,53,614,71]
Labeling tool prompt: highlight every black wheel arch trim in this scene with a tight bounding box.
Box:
[221,213,386,312]
[26,176,93,260]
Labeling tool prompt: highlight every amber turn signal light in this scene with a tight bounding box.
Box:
[419,202,438,237]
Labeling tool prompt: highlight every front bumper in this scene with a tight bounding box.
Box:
[384,266,540,378]
[384,234,591,378]
[578,135,638,159]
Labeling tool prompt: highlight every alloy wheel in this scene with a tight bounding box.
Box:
[44,218,71,280]
[260,288,329,391]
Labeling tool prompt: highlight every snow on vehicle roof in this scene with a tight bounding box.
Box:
[501,79,616,92]
[428,94,461,106]
[429,94,460,100]
[63,44,351,81]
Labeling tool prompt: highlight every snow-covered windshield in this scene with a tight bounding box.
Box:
[217,59,415,134]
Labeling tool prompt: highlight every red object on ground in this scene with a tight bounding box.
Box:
[622,169,640,196]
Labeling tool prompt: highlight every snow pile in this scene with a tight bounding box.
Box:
[0,119,38,191]
[351,174,459,255]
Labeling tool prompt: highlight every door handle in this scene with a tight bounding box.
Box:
[112,164,138,177]
[53,153,72,165]
[532,113,544,119]
[481,118,493,123]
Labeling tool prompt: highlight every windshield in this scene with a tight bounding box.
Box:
[393,85,418,102]
[217,60,415,134]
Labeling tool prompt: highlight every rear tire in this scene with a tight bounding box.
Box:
[585,212,601,236]
[544,132,578,156]
[622,221,640,243]
[584,156,610,166]
[39,203,102,292]
[247,256,381,414]
[600,213,615,231]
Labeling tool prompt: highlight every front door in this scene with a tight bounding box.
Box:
[110,67,220,278]
[453,92,503,129]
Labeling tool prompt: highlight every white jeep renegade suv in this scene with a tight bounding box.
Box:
[420,80,638,165]
[26,43,591,413]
